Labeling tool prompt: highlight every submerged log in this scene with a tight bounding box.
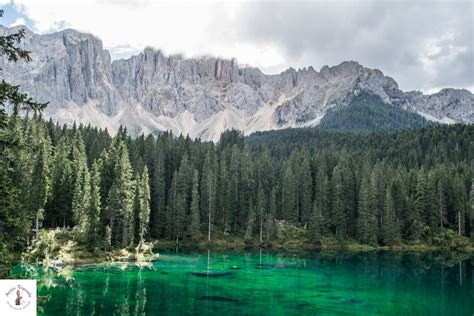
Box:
[255,263,292,269]
[199,295,238,302]
[190,271,234,277]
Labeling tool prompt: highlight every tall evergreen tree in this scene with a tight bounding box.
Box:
[150,148,165,239]
[30,137,52,240]
[296,149,312,227]
[86,160,102,247]
[106,139,133,247]
[165,171,178,240]
[469,181,474,241]
[437,179,447,229]
[71,133,91,233]
[139,166,151,243]
[408,171,428,242]
[0,12,47,249]
[453,175,467,235]
[132,166,151,246]
[281,164,296,223]
[357,172,377,244]
[256,185,266,243]
[309,197,324,243]
[46,137,73,227]
[331,166,347,238]
[227,147,241,230]
[245,199,256,242]
[189,170,201,242]
[264,186,277,242]
[381,186,401,245]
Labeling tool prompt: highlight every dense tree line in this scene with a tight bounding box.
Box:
[1,115,473,252]
[318,92,429,133]
[1,16,473,254]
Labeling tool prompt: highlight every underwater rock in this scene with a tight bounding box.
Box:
[191,271,234,277]
[294,302,311,308]
[199,296,239,303]
[255,263,292,269]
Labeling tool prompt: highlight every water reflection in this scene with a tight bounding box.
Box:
[12,250,474,315]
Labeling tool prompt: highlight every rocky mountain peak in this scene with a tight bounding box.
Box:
[1,25,472,141]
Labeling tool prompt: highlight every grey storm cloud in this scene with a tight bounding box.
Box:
[232,1,473,92]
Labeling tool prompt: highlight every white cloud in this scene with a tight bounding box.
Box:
[6,0,473,92]
[9,16,25,26]
[10,0,286,73]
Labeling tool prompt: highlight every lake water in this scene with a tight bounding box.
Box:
[17,250,474,315]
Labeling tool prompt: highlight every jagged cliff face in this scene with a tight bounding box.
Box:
[1,25,472,141]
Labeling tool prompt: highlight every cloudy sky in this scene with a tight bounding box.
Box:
[0,0,472,93]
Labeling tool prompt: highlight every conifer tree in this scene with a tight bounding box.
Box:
[30,137,52,240]
[165,171,178,240]
[174,191,186,244]
[240,146,254,230]
[469,181,474,241]
[189,170,201,242]
[331,166,346,238]
[256,185,266,243]
[150,149,165,238]
[245,199,256,242]
[282,164,296,223]
[227,147,241,230]
[381,186,400,245]
[86,160,102,247]
[139,166,150,243]
[371,163,386,239]
[132,177,142,246]
[71,134,91,233]
[131,166,150,247]
[0,11,47,249]
[409,171,428,241]
[437,179,447,229]
[174,155,191,243]
[357,173,377,244]
[47,137,73,227]
[264,186,277,242]
[314,167,330,232]
[309,198,324,242]
[453,175,467,235]
[296,149,312,227]
[106,139,133,247]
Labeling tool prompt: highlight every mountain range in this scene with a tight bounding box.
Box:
[1,25,473,141]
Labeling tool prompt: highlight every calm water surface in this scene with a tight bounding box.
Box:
[15,250,474,315]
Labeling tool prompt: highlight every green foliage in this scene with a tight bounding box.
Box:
[0,11,48,253]
[318,92,429,133]
[106,139,134,247]
[86,161,102,247]
[189,170,201,242]
[71,133,91,232]
[357,173,377,244]
[381,186,401,245]
[245,199,256,242]
[2,111,473,253]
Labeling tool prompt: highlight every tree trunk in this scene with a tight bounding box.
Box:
[208,208,211,243]
[458,211,461,235]
[35,210,40,241]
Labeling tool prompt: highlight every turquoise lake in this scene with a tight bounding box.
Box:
[15,250,474,315]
